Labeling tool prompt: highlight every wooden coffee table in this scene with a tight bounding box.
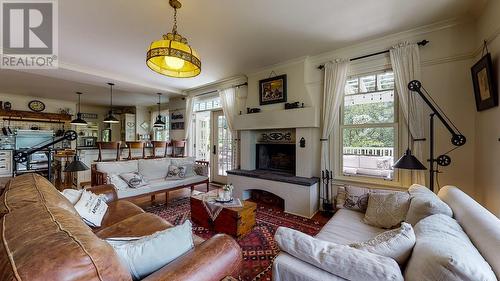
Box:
[190,192,256,238]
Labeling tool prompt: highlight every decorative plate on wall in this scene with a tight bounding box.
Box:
[28,100,46,112]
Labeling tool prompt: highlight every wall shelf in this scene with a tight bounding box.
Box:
[0,109,72,122]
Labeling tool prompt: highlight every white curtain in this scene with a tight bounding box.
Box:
[184,96,194,156]
[219,87,239,168]
[320,60,350,171]
[390,42,426,185]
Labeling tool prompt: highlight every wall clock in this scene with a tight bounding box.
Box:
[28,100,46,112]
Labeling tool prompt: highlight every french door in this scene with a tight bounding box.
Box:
[211,110,234,184]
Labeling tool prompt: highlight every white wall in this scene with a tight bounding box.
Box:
[239,20,479,195]
[474,0,500,216]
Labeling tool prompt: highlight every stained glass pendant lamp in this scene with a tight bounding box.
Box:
[103,82,119,124]
[146,0,201,78]
[153,93,166,128]
[70,92,88,126]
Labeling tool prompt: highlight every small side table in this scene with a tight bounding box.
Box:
[190,192,256,238]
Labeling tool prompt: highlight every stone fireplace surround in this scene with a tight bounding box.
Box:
[228,127,320,218]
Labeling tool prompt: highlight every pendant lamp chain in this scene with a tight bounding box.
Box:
[172,7,178,35]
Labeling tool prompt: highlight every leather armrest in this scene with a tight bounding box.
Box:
[142,234,242,281]
[86,184,118,203]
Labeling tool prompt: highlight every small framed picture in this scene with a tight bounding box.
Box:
[259,74,287,105]
[471,53,498,111]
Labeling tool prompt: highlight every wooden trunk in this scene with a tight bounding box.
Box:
[190,197,256,238]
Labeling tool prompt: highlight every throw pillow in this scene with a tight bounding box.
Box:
[106,220,194,281]
[350,222,416,265]
[107,174,130,190]
[275,227,403,281]
[335,186,347,209]
[61,189,83,205]
[364,191,410,229]
[171,158,196,177]
[344,185,370,212]
[120,172,148,188]
[405,184,453,225]
[405,214,496,281]
[74,190,108,227]
[166,165,188,180]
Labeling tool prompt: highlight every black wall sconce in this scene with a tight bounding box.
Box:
[299,137,306,148]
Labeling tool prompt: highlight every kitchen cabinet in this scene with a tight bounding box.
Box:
[121,113,136,141]
[0,150,13,177]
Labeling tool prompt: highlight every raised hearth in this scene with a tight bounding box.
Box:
[227,169,318,186]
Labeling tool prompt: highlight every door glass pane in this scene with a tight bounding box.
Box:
[194,111,210,161]
[217,115,233,176]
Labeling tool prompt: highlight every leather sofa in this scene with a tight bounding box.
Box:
[0,173,242,281]
[272,185,500,280]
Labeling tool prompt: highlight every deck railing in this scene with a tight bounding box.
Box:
[343,147,394,157]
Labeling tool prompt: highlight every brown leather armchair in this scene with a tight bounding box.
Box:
[0,174,242,281]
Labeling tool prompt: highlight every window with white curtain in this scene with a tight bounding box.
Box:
[151,109,170,141]
[339,70,399,181]
[193,95,222,112]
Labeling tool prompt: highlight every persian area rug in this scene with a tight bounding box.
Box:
[145,197,325,281]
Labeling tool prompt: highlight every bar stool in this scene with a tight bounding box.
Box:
[150,141,168,158]
[126,141,145,160]
[172,140,186,157]
[97,141,121,162]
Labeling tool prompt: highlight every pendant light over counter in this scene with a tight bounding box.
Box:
[103,82,119,124]
[153,93,166,128]
[70,92,88,126]
[146,0,201,78]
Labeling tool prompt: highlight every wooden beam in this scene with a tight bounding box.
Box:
[0,109,72,121]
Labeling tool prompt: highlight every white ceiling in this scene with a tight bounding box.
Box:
[0,0,487,106]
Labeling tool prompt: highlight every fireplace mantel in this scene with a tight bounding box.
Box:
[233,107,319,130]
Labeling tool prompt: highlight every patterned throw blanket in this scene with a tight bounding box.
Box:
[193,193,243,221]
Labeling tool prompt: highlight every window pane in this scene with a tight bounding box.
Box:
[359,75,376,92]
[343,90,394,125]
[377,72,394,90]
[342,127,394,180]
[345,78,359,95]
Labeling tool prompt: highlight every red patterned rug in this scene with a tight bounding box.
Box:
[145,197,325,281]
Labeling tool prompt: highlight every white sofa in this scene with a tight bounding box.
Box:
[91,157,209,200]
[343,155,393,179]
[272,186,500,281]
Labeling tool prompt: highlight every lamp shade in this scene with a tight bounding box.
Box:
[153,116,166,128]
[71,112,88,126]
[64,156,90,172]
[147,33,201,78]
[103,110,119,123]
[393,148,426,170]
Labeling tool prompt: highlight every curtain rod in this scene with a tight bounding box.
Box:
[195,82,248,98]
[317,39,429,70]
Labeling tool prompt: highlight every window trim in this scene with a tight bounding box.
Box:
[333,69,405,188]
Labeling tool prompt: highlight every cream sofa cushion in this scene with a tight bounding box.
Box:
[138,158,171,180]
[405,214,497,281]
[364,191,410,229]
[96,160,138,175]
[350,222,415,265]
[275,227,403,281]
[405,184,452,225]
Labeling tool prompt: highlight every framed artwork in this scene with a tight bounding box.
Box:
[171,122,184,130]
[259,74,287,105]
[471,53,498,111]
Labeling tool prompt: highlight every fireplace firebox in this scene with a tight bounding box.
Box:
[256,144,295,174]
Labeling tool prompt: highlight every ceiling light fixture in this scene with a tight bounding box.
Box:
[71,92,88,126]
[103,82,119,124]
[153,93,166,128]
[146,0,201,78]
